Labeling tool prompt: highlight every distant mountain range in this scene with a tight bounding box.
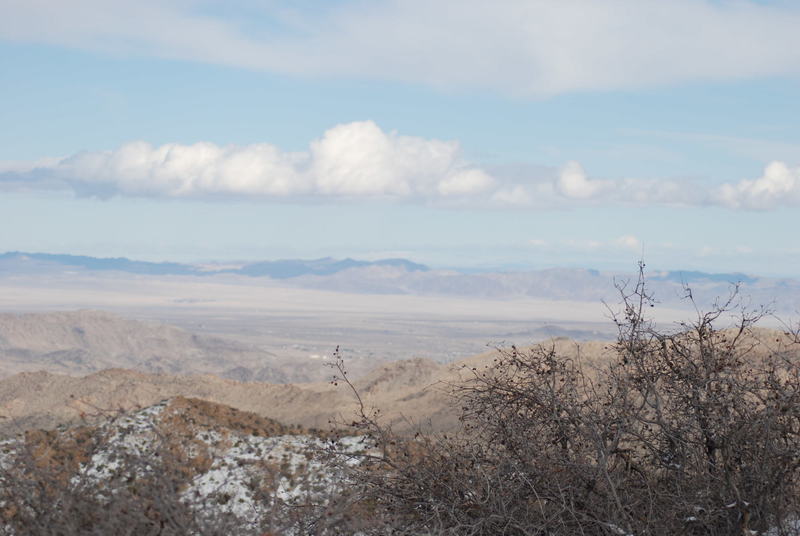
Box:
[0,251,757,282]
[234,256,428,278]
[0,251,428,278]
[650,270,758,285]
[2,251,796,311]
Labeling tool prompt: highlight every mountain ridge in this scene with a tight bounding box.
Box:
[0,251,429,278]
[2,251,790,311]
[0,251,768,283]
[0,310,328,383]
[4,327,795,438]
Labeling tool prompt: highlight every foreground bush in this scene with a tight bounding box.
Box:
[340,268,800,535]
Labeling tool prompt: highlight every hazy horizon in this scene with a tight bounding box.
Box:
[0,248,789,278]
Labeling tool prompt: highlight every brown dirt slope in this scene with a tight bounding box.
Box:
[0,310,296,382]
[1,328,795,437]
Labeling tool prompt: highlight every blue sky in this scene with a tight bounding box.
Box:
[1,1,799,275]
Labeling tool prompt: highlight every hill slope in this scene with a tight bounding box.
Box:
[0,338,618,436]
[0,396,367,532]
[2,328,796,438]
[0,310,297,382]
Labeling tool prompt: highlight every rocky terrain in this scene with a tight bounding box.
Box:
[0,396,369,533]
[0,336,624,437]
[0,310,359,383]
[1,326,796,440]
[1,322,798,533]
[0,357,458,437]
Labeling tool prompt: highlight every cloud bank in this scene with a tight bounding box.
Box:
[2,1,800,95]
[2,121,798,210]
[0,121,493,200]
[546,160,800,210]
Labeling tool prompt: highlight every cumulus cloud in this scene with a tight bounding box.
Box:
[309,122,492,197]
[0,121,492,200]
[549,159,800,210]
[514,160,800,209]
[2,1,800,96]
[556,161,611,199]
[714,161,800,209]
[3,124,798,211]
[57,141,306,197]
[541,163,698,207]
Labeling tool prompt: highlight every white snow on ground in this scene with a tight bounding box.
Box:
[765,519,800,536]
[185,433,369,522]
[78,400,170,481]
[0,438,17,472]
[0,398,373,529]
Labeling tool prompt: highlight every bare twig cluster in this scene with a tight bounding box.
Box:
[334,266,800,535]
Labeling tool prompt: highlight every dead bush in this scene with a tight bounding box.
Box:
[337,265,800,535]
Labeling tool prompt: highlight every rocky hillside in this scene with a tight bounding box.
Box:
[0,310,312,383]
[0,357,462,437]
[0,397,369,533]
[0,338,618,436]
[1,327,795,439]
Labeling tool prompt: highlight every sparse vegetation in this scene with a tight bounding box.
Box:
[2,266,800,535]
[333,265,800,535]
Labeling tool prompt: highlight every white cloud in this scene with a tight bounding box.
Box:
[0,157,63,173]
[309,121,493,197]
[547,163,699,206]
[0,121,491,200]
[714,161,800,209]
[615,235,641,250]
[437,169,494,196]
[1,1,800,96]
[3,125,799,211]
[490,185,533,206]
[58,141,307,197]
[513,160,800,209]
[556,161,611,199]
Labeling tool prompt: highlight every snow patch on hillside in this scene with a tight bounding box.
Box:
[0,398,372,530]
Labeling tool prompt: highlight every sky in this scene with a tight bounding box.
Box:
[1,0,799,275]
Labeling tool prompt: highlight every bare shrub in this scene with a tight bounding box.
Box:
[337,265,800,535]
